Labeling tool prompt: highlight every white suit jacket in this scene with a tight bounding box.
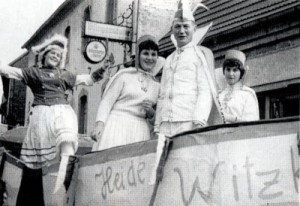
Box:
[155,42,216,129]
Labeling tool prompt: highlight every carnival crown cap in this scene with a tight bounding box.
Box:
[225,50,246,67]
[31,34,68,69]
[173,0,209,22]
[137,35,158,47]
[171,1,212,47]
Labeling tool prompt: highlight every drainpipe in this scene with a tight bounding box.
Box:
[90,0,108,22]
[131,0,139,56]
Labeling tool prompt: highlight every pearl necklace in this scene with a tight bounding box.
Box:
[137,70,152,93]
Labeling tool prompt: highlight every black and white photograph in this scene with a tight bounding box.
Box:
[0,0,299,205]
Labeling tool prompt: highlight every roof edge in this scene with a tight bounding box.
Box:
[21,0,73,49]
[9,51,29,66]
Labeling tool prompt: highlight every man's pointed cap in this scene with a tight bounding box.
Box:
[173,0,209,22]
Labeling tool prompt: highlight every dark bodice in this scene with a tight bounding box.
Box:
[22,66,76,106]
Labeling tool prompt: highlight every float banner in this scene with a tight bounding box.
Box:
[74,120,299,206]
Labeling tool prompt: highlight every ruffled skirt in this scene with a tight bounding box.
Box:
[20,105,78,169]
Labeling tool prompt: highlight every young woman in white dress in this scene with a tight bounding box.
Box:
[91,35,162,151]
[219,50,259,123]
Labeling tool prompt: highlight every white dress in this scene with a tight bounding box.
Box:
[219,82,259,123]
[93,68,160,151]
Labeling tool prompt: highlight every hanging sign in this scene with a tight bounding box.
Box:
[85,21,132,41]
[84,40,107,63]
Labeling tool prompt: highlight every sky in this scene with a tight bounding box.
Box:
[0,0,65,64]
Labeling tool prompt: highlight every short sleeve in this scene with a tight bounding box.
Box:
[61,70,76,90]
[21,67,39,87]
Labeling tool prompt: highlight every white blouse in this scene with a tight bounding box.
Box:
[219,82,259,123]
[96,68,160,123]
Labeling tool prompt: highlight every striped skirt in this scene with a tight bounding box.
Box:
[92,112,150,151]
[20,105,78,169]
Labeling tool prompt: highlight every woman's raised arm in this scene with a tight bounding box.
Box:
[0,64,23,80]
[75,67,105,86]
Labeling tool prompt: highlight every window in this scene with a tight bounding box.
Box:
[84,6,90,21]
[257,83,300,119]
[107,0,117,24]
[64,26,71,65]
[270,98,282,118]
[78,95,88,134]
[269,84,300,119]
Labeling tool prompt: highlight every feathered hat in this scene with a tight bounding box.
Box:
[31,34,68,69]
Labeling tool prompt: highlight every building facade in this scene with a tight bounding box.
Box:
[6,0,299,134]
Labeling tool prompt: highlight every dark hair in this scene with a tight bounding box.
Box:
[138,40,159,55]
[223,59,245,79]
[41,50,51,65]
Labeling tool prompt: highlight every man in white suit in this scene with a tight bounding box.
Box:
[155,1,218,136]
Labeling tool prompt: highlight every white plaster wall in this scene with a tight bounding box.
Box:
[246,46,300,87]
[138,0,178,41]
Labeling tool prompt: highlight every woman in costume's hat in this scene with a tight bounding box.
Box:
[219,50,259,123]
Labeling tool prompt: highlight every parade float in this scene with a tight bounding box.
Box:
[0,1,299,205]
[0,117,298,206]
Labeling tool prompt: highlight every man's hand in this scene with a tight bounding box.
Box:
[193,120,205,129]
[91,121,105,142]
[224,113,237,123]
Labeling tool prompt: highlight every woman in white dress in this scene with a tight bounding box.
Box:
[91,35,162,151]
[219,50,259,123]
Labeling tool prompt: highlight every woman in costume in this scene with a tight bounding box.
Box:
[0,34,104,168]
[219,49,259,123]
[91,35,163,151]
